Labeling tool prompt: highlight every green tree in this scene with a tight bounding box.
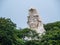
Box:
[0,17,20,45]
[41,21,60,45]
[16,28,40,41]
[44,21,60,31]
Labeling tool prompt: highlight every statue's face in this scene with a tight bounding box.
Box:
[28,18,38,28]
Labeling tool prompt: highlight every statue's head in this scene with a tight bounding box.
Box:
[28,16,39,29]
[28,8,41,29]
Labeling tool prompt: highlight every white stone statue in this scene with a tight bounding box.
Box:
[27,8,46,36]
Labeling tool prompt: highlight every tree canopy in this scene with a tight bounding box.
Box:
[0,17,60,45]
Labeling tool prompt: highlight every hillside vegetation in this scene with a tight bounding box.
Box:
[0,17,60,45]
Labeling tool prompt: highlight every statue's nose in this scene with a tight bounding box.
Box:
[30,21,34,24]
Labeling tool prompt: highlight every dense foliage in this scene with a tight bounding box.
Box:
[0,17,60,45]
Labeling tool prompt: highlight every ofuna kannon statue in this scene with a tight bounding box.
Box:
[24,8,46,40]
[27,8,46,36]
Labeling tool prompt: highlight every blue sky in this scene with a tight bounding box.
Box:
[0,0,60,28]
